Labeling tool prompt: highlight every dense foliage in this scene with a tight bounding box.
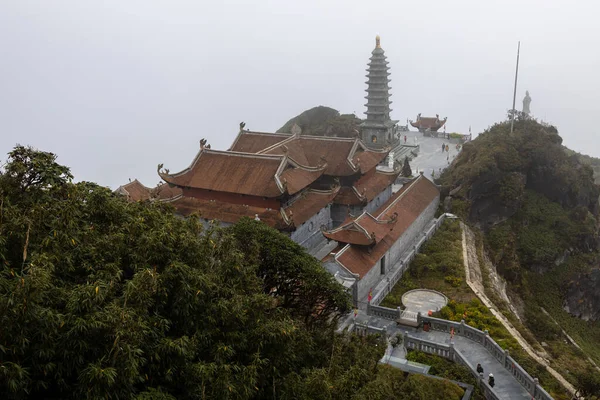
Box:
[440,118,599,283]
[0,146,466,399]
[439,118,600,396]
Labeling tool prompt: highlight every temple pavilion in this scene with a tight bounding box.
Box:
[409,114,447,133]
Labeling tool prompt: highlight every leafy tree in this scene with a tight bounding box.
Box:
[401,156,412,177]
[0,146,352,399]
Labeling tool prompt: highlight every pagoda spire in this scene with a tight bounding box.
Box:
[361,35,398,148]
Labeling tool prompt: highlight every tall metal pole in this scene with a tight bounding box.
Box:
[510,41,521,133]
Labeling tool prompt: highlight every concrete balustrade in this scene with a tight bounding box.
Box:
[367,304,401,320]
[403,332,501,400]
[418,315,553,400]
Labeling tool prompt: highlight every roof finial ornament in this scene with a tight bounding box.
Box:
[375,35,381,48]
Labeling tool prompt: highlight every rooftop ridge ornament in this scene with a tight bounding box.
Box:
[375,35,381,48]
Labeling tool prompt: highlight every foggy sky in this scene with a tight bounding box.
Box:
[2,0,600,189]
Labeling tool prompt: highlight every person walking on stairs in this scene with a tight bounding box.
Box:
[488,373,495,388]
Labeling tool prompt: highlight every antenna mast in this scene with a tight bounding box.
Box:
[510,41,521,133]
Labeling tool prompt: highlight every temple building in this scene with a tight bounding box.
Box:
[322,174,440,304]
[361,36,400,150]
[410,114,447,133]
[114,179,181,202]
[152,125,400,252]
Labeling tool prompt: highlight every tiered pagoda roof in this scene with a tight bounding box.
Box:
[324,175,440,277]
[410,114,447,132]
[361,36,398,131]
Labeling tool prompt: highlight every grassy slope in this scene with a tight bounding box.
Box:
[381,219,571,399]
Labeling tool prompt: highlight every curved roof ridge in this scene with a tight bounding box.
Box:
[297,135,358,142]
[256,135,298,154]
[305,185,341,195]
[373,167,401,176]
[244,130,293,136]
[158,193,184,203]
[159,148,285,180]
[285,156,328,172]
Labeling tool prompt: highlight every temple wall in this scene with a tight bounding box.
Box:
[355,194,440,303]
[330,204,363,228]
[365,186,392,214]
[387,196,439,265]
[290,205,332,253]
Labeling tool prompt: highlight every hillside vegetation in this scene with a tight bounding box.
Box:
[277,106,362,138]
[0,146,464,399]
[439,117,600,393]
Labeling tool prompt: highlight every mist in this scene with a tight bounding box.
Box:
[2,0,599,188]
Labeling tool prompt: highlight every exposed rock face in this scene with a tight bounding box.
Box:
[564,268,600,321]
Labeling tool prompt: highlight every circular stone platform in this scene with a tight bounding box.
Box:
[401,289,448,314]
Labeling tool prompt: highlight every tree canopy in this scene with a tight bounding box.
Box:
[0,146,464,399]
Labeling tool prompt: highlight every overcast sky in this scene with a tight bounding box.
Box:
[2,1,600,189]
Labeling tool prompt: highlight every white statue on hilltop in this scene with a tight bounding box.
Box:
[522,91,532,115]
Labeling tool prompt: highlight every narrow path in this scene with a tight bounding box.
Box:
[414,329,532,399]
[460,222,576,395]
[348,310,534,399]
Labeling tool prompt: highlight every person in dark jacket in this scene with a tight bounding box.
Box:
[476,363,483,375]
[488,373,495,388]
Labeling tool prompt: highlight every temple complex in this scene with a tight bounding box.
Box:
[115,35,442,281]
[148,125,399,252]
[361,36,400,150]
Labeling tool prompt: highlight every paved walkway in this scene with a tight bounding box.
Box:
[342,310,533,399]
[402,289,447,314]
[401,130,461,181]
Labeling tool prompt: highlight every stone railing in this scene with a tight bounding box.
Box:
[404,333,500,400]
[353,322,386,337]
[419,315,553,400]
[367,304,401,321]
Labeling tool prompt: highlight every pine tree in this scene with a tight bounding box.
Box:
[401,156,412,177]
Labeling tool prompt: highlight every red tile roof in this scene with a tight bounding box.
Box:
[283,186,340,228]
[163,195,285,227]
[115,179,152,201]
[331,176,440,278]
[261,135,389,177]
[410,116,447,131]
[333,167,400,205]
[158,149,325,197]
[229,131,291,153]
[153,183,182,200]
[163,186,339,230]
